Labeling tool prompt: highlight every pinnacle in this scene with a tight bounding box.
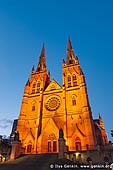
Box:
[41,43,45,57]
[66,36,76,65]
[67,36,72,51]
[32,65,35,72]
[98,112,102,119]
[26,79,30,86]
[36,43,46,72]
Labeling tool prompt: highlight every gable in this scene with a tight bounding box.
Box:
[41,118,59,137]
[45,79,61,92]
[23,129,35,143]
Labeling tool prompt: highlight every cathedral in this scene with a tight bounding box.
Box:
[16,37,108,154]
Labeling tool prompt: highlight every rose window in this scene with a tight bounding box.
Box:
[45,97,60,111]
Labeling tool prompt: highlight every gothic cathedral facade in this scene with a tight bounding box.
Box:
[17,38,108,154]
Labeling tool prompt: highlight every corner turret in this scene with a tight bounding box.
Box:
[24,79,30,94]
[98,113,105,130]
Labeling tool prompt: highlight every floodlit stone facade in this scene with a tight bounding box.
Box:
[16,37,108,154]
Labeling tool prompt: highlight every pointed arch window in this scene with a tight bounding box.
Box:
[67,75,71,87]
[31,101,36,111]
[32,105,35,111]
[72,95,76,106]
[73,74,77,86]
[36,81,40,93]
[32,82,36,94]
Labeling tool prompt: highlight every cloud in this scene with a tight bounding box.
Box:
[0,118,13,129]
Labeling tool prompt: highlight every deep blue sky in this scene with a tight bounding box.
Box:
[0,0,113,141]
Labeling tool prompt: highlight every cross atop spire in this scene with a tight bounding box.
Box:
[36,43,46,72]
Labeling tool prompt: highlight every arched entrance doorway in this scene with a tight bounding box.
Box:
[75,137,81,151]
[47,133,57,152]
[27,144,32,153]
[26,140,32,153]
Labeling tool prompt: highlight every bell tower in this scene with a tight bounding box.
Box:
[17,44,50,153]
[62,37,97,150]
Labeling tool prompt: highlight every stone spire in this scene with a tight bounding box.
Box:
[67,36,72,51]
[98,113,105,129]
[31,65,35,74]
[66,36,76,65]
[25,78,30,86]
[36,44,46,72]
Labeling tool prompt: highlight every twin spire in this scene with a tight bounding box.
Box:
[31,37,79,74]
[36,43,46,72]
[67,36,73,51]
[66,36,78,65]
